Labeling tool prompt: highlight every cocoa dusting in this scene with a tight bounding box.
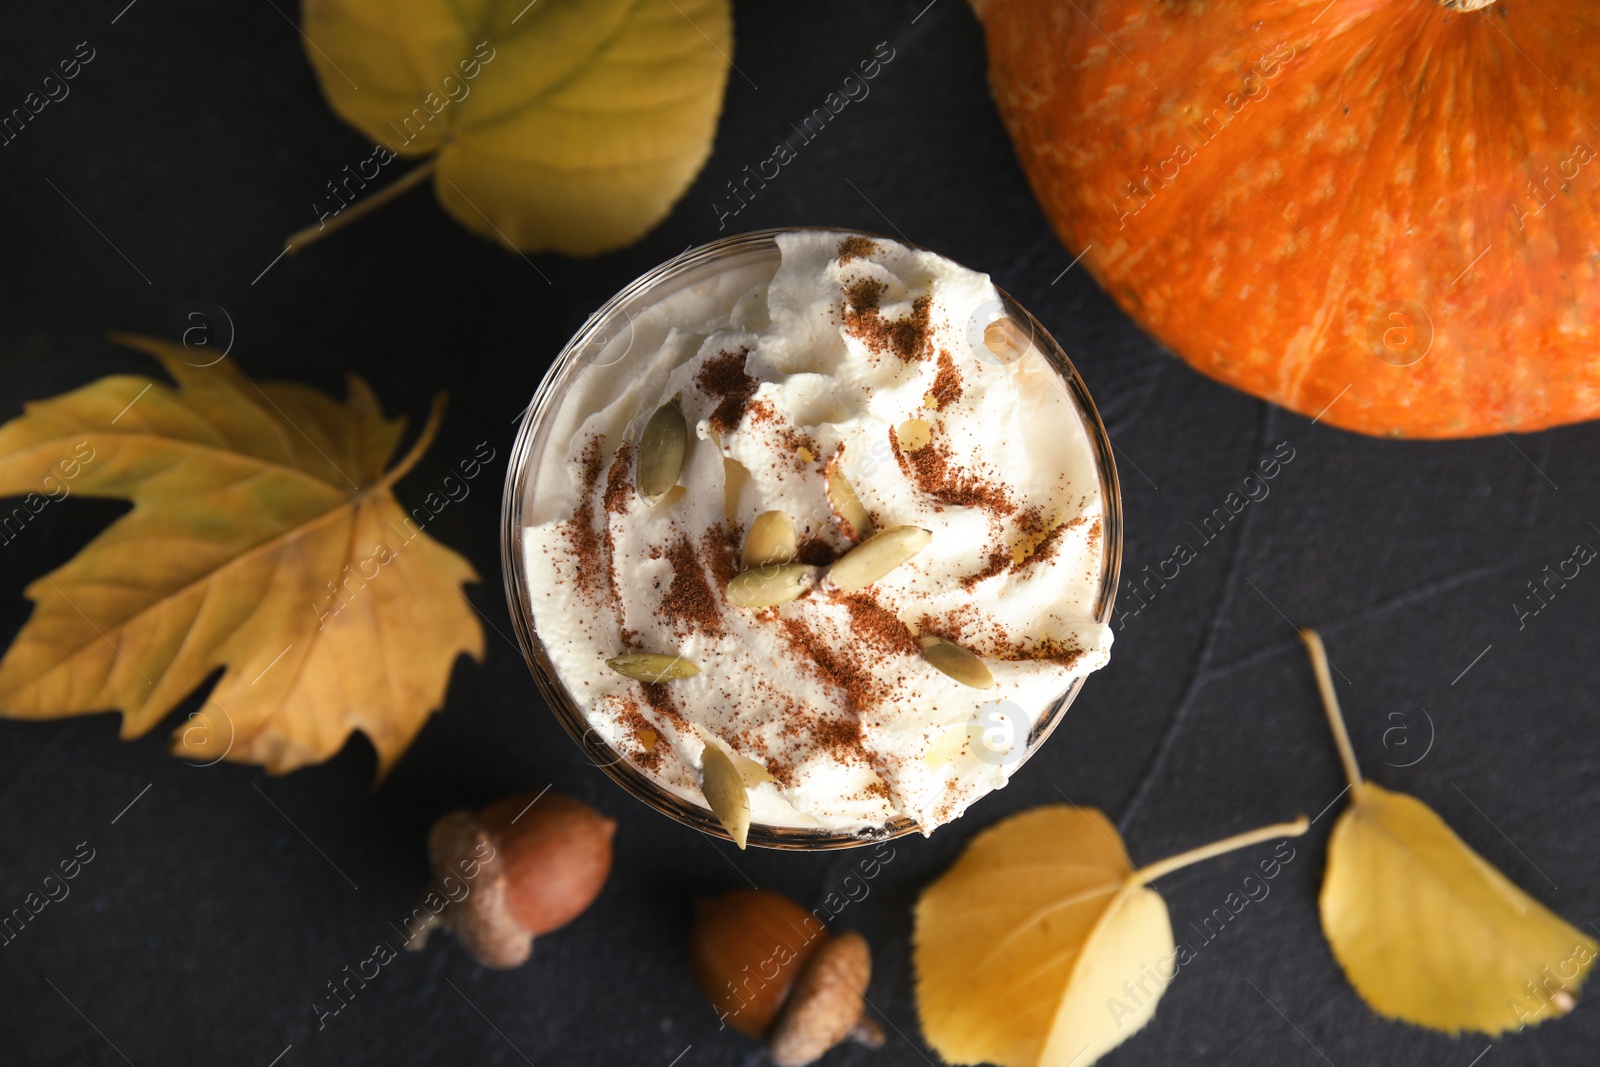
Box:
[836,235,878,265]
[842,594,919,655]
[843,278,933,363]
[1016,506,1046,535]
[698,348,758,433]
[564,434,608,601]
[660,535,724,638]
[928,349,964,409]
[890,426,1016,516]
[604,442,635,515]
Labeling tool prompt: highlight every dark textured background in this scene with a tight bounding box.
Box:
[2,2,1597,1065]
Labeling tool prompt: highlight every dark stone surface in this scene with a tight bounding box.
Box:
[0,2,1595,1065]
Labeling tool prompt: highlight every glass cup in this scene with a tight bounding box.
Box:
[501,228,1122,850]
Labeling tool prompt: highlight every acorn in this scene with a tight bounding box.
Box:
[405,791,615,968]
[689,889,885,1066]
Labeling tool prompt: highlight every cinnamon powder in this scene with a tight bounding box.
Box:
[928,349,964,409]
[698,348,758,433]
[842,594,919,655]
[843,278,933,363]
[660,535,724,638]
[999,638,1087,671]
[806,715,870,767]
[615,697,664,772]
[564,434,608,601]
[796,537,841,566]
[778,616,878,716]
[890,426,1016,516]
[960,543,1013,591]
[700,524,741,588]
[1024,515,1087,568]
[603,442,634,515]
[747,398,819,473]
[640,681,688,730]
[836,235,878,265]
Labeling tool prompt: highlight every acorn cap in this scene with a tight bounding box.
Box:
[426,809,532,969]
[768,930,883,1067]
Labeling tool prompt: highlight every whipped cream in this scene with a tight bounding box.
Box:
[523,231,1111,835]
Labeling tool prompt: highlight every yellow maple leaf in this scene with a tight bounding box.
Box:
[1301,629,1597,1035]
[0,336,484,776]
[296,0,733,255]
[914,805,1308,1067]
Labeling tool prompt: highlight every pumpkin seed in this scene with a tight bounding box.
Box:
[605,652,700,682]
[828,525,932,592]
[637,401,688,504]
[742,511,798,569]
[723,455,750,524]
[920,636,995,689]
[700,744,752,849]
[897,417,932,452]
[825,463,874,541]
[726,563,820,608]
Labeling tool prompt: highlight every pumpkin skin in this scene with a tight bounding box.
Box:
[976,0,1600,438]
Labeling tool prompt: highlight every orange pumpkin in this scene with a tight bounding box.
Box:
[975,0,1600,438]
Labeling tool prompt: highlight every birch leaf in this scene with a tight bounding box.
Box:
[300,0,733,255]
[0,335,484,776]
[914,805,1307,1067]
[1323,782,1598,1034]
[1301,629,1597,1035]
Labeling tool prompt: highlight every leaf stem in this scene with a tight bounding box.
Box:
[284,158,437,255]
[1132,815,1310,886]
[375,392,448,491]
[1299,628,1363,789]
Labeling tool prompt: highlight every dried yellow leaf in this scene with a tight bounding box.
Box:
[1323,782,1596,1033]
[0,336,484,776]
[1301,629,1597,1035]
[915,807,1161,1067]
[300,0,733,255]
[915,805,1307,1067]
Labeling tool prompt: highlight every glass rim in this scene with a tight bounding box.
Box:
[500,226,1123,850]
